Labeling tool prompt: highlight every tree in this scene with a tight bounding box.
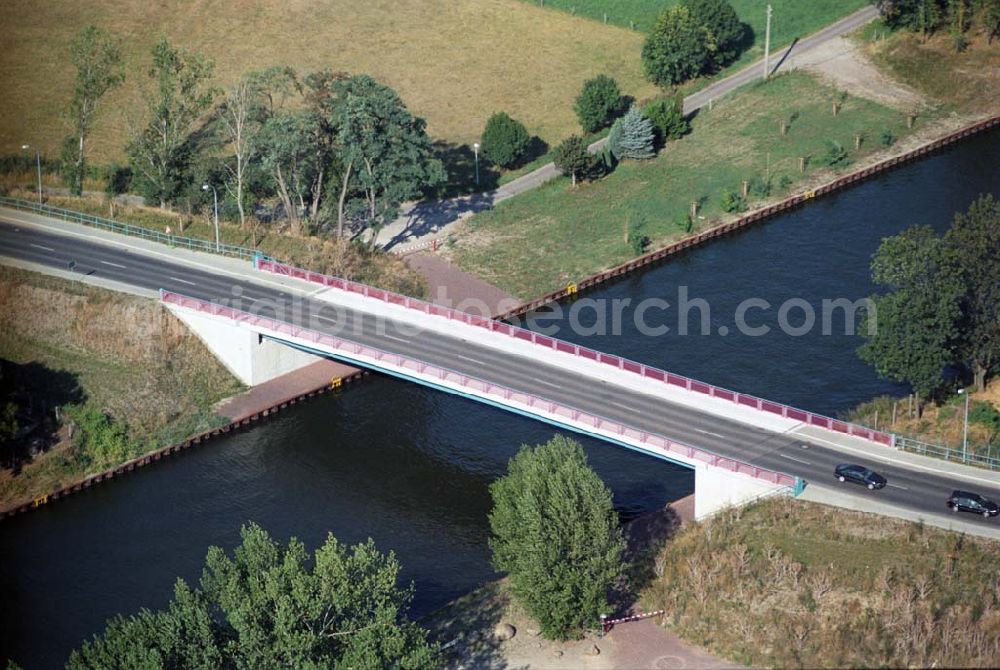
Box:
[68,523,438,668]
[258,109,316,236]
[126,38,217,208]
[61,26,124,196]
[216,73,270,229]
[552,135,594,187]
[878,0,946,37]
[642,6,711,88]
[480,111,530,168]
[608,107,655,160]
[574,75,623,133]
[983,0,1000,43]
[336,75,445,245]
[859,226,963,404]
[681,0,746,68]
[644,94,689,144]
[942,194,1000,390]
[489,436,624,640]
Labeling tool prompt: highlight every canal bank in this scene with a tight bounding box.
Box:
[1,126,998,669]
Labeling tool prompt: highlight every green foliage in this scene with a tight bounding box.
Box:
[642,6,711,87]
[62,26,124,196]
[877,0,946,35]
[488,436,624,640]
[675,213,693,233]
[126,37,218,207]
[64,405,141,469]
[778,174,793,189]
[552,135,595,187]
[574,74,623,133]
[969,400,1000,434]
[68,523,438,669]
[822,140,850,167]
[644,95,689,144]
[748,174,771,198]
[880,128,897,147]
[628,216,650,254]
[607,107,655,160]
[480,111,531,168]
[720,189,746,212]
[681,0,746,68]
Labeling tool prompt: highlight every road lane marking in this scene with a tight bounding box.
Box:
[887,483,910,491]
[382,333,409,343]
[169,276,197,286]
[534,377,561,389]
[780,453,812,466]
[100,260,127,269]
[316,314,339,324]
[611,401,636,413]
[29,243,54,252]
[457,354,485,365]
[695,428,726,439]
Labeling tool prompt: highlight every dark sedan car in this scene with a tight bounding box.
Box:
[834,463,887,490]
[947,490,1000,518]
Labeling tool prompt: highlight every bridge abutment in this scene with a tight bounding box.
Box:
[694,463,787,520]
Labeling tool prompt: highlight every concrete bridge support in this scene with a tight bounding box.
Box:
[167,304,321,386]
[693,463,788,520]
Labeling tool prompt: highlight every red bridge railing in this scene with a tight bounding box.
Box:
[162,289,799,489]
[255,258,895,448]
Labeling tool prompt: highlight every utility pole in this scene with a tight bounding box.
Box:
[763,4,773,81]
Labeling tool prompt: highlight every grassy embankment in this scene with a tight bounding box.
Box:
[0,266,243,508]
[640,497,1000,668]
[2,191,427,296]
[0,0,655,161]
[451,70,926,299]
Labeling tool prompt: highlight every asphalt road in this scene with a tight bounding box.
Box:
[3,217,1000,530]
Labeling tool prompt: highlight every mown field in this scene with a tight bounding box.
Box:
[643,497,1000,668]
[0,0,657,161]
[451,71,920,299]
[0,266,243,507]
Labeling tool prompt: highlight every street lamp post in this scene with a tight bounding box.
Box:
[473,142,480,186]
[958,388,970,462]
[202,184,220,252]
[21,144,42,205]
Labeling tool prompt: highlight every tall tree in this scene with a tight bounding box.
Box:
[608,107,655,160]
[859,226,963,405]
[552,135,594,188]
[942,194,1000,390]
[217,73,269,229]
[258,109,316,236]
[68,523,438,668]
[126,37,217,208]
[61,26,124,196]
[642,6,711,88]
[336,75,445,245]
[489,436,624,640]
[480,111,531,168]
[681,0,746,68]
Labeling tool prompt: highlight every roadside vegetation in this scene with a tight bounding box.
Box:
[642,497,1000,668]
[67,523,438,668]
[451,71,921,298]
[0,266,243,508]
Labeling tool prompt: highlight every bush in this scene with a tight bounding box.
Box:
[778,174,793,189]
[574,74,623,133]
[488,436,624,640]
[628,217,650,254]
[720,190,746,213]
[681,0,746,68]
[822,140,850,167]
[644,95,689,144]
[608,108,655,160]
[676,213,693,233]
[480,112,531,168]
[749,174,771,198]
[969,400,1000,433]
[880,128,897,147]
[642,6,710,88]
[553,135,596,188]
[64,405,141,469]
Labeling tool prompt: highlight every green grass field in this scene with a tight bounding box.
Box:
[451,71,921,299]
[0,0,657,162]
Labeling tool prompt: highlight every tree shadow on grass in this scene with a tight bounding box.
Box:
[612,502,685,617]
[1,359,85,469]
[424,581,526,670]
[433,141,501,199]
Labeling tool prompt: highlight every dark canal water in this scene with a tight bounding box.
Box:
[2,129,997,668]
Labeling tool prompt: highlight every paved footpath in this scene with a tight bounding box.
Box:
[377,5,880,253]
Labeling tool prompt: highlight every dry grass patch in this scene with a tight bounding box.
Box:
[0,0,657,161]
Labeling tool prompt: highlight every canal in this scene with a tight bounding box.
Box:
[1,129,997,668]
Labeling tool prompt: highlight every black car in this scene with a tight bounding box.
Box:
[947,490,1000,518]
[834,463,887,490]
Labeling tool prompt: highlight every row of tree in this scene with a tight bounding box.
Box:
[60,29,446,241]
[878,0,1000,46]
[859,194,999,404]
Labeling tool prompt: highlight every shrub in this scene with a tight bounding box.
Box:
[822,140,850,167]
[676,213,693,233]
[608,107,655,160]
[778,174,793,189]
[644,95,689,144]
[480,112,530,168]
[749,175,771,198]
[552,135,596,188]
[880,128,897,147]
[681,0,746,68]
[628,216,650,254]
[64,404,140,469]
[721,190,746,213]
[969,400,1000,433]
[489,436,624,640]
[642,6,710,88]
[574,74,623,133]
